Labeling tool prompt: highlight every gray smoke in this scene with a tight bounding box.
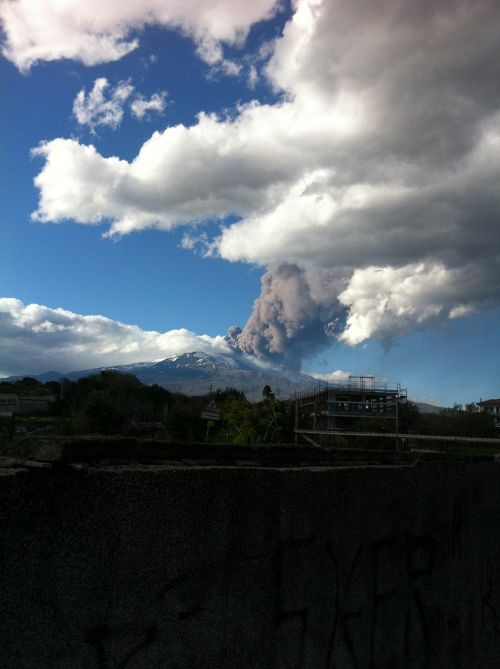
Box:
[236,263,348,370]
[224,325,243,350]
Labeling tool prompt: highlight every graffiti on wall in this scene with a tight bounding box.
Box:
[84,503,499,669]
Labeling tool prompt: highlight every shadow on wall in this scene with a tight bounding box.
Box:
[0,453,499,668]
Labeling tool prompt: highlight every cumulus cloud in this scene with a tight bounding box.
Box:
[0,0,280,71]
[28,0,500,359]
[338,262,497,346]
[73,78,134,132]
[0,298,230,377]
[310,370,352,384]
[130,91,167,120]
[73,79,167,130]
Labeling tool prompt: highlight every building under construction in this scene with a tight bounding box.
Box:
[294,376,407,433]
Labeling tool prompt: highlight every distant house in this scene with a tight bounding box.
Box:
[0,394,18,416]
[0,394,55,416]
[295,376,407,432]
[477,399,500,428]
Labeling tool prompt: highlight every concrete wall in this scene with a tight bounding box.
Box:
[1,447,500,668]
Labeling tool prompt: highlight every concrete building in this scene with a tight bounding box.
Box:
[0,394,55,416]
[295,375,407,432]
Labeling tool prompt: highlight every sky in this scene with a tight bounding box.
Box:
[1,0,499,406]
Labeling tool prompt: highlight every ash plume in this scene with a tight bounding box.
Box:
[236,263,347,370]
[224,325,243,350]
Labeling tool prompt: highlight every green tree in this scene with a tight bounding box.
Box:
[222,388,294,444]
[223,395,257,444]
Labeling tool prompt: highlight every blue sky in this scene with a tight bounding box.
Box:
[1,0,499,406]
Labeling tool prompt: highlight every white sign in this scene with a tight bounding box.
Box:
[201,399,220,421]
[201,411,220,421]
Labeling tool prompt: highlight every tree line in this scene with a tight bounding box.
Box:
[0,373,295,444]
[0,372,496,445]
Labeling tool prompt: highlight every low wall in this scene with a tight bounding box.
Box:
[1,441,499,668]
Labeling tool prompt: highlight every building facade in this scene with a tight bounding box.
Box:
[477,399,500,428]
[0,394,55,417]
[295,376,407,432]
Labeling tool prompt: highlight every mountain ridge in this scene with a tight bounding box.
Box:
[1,350,317,401]
[1,350,445,411]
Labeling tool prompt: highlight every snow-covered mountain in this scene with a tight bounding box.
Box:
[2,351,447,410]
[4,351,317,401]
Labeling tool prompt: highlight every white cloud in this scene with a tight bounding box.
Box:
[0,298,230,377]
[337,263,497,346]
[32,101,334,234]
[73,78,134,132]
[0,0,280,71]
[130,91,167,120]
[73,79,168,130]
[310,370,352,383]
[206,57,244,81]
[27,0,500,351]
[247,65,259,89]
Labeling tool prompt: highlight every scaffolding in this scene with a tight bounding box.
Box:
[294,376,407,433]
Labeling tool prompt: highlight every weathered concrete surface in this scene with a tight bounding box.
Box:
[1,442,499,668]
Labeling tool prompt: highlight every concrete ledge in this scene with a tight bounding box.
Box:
[1,447,500,667]
[4,436,496,469]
